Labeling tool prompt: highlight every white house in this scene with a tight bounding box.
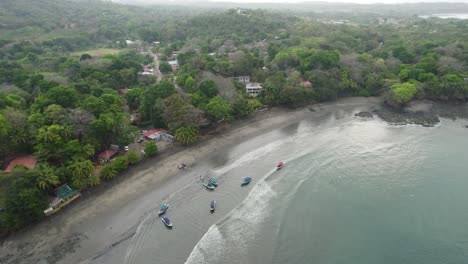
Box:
[168,60,178,67]
[246,83,262,96]
[237,76,250,83]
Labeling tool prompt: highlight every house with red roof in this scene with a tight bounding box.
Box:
[144,128,174,142]
[97,146,119,163]
[4,156,37,173]
[303,81,312,88]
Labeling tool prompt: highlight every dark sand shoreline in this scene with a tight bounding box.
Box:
[0,99,319,264]
[1,97,467,264]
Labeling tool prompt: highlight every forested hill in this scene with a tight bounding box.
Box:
[117,0,468,16]
[185,9,296,39]
[0,0,200,44]
[0,0,467,233]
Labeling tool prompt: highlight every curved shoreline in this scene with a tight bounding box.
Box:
[0,98,323,264]
[1,96,467,264]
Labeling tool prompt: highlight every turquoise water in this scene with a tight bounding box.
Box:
[185,118,468,264]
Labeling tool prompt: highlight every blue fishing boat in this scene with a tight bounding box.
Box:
[241,177,252,186]
[158,203,169,215]
[161,216,173,228]
[210,200,216,212]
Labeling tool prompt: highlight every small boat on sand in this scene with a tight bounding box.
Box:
[209,177,218,186]
[158,204,169,215]
[203,181,215,190]
[210,200,216,212]
[161,216,173,228]
[241,177,252,186]
[276,162,284,170]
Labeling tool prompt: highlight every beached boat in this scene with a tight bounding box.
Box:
[241,177,252,186]
[203,181,215,190]
[210,200,216,212]
[209,177,218,186]
[276,161,284,170]
[158,203,169,215]
[161,216,173,228]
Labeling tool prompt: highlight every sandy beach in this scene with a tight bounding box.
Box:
[4,95,467,264]
[1,97,360,264]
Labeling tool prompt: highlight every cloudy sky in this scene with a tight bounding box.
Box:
[118,0,468,5]
[210,0,468,3]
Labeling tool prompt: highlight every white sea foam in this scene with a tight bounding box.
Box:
[213,140,287,175]
[185,180,276,264]
[183,225,225,264]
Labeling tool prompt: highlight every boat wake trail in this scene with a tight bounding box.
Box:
[185,180,277,264]
[122,211,158,264]
[213,140,287,175]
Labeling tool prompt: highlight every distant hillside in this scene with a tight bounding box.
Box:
[0,0,198,42]
[114,0,468,16]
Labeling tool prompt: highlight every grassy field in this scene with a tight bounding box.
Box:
[71,48,124,57]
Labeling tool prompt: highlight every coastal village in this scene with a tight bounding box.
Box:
[0,37,306,218]
[1,3,467,264]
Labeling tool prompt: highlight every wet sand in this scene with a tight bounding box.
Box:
[3,96,468,264]
[2,97,365,264]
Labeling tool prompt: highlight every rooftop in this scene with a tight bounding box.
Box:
[5,156,37,173]
[55,184,80,200]
[144,128,161,138]
[97,149,118,160]
[246,82,262,89]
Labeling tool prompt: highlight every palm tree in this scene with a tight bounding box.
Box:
[67,159,94,179]
[101,165,118,180]
[36,164,61,190]
[175,126,198,144]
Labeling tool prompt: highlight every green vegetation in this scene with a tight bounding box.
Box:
[387,82,419,106]
[144,142,158,157]
[0,0,467,233]
[174,126,199,145]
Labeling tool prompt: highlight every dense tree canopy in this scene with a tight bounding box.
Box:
[0,0,467,233]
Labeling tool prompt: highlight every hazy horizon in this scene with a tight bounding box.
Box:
[115,0,468,4]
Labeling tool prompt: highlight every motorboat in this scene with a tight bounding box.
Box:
[210,200,216,212]
[158,203,169,215]
[241,177,252,186]
[161,216,173,228]
[209,177,218,186]
[203,181,215,190]
[276,162,284,170]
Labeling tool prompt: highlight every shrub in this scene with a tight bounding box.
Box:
[101,165,118,180]
[175,126,199,144]
[113,156,129,172]
[127,150,141,165]
[144,141,158,157]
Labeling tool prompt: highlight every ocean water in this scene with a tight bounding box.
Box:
[123,104,468,264]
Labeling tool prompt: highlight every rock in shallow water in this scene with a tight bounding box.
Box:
[354,111,373,118]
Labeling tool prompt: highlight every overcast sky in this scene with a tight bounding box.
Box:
[209,0,468,3]
[119,0,468,5]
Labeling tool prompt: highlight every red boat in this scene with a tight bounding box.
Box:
[276,162,284,170]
